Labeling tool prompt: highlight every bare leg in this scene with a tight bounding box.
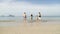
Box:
[23,18,27,26]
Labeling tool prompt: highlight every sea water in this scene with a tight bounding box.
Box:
[0,16,60,26]
[0,16,60,21]
[41,16,60,21]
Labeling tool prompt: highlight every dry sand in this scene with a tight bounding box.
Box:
[0,20,60,34]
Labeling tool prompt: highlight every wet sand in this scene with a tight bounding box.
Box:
[0,20,60,34]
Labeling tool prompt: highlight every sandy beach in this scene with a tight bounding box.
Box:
[0,20,60,34]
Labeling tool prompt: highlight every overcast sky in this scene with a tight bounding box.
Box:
[0,0,60,16]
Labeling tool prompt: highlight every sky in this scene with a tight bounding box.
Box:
[0,0,60,16]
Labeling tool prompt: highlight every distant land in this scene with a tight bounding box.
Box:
[0,15,15,17]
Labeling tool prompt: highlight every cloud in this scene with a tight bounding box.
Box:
[0,0,60,16]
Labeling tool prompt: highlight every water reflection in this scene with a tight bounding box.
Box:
[23,18,43,26]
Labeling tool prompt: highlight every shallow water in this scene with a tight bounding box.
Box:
[0,16,60,21]
[0,16,60,27]
[0,20,60,27]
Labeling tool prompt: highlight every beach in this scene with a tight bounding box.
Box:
[0,0,59,34]
[0,20,60,34]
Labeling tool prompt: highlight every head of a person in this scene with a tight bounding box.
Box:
[39,12,40,14]
[24,12,26,14]
[31,14,32,15]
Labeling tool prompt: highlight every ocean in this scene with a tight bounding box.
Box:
[0,16,60,21]
[0,16,60,26]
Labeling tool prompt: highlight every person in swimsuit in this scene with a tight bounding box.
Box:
[38,12,41,20]
[39,12,41,17]
[23,12,27,20]
[24,12,26,18]
[31,14,33,20]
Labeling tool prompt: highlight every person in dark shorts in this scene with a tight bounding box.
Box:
[23,12,27,20]
[38,12,41,20]
[23,12,27,22]
[31,14,33,20]
[39,12,41,17]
